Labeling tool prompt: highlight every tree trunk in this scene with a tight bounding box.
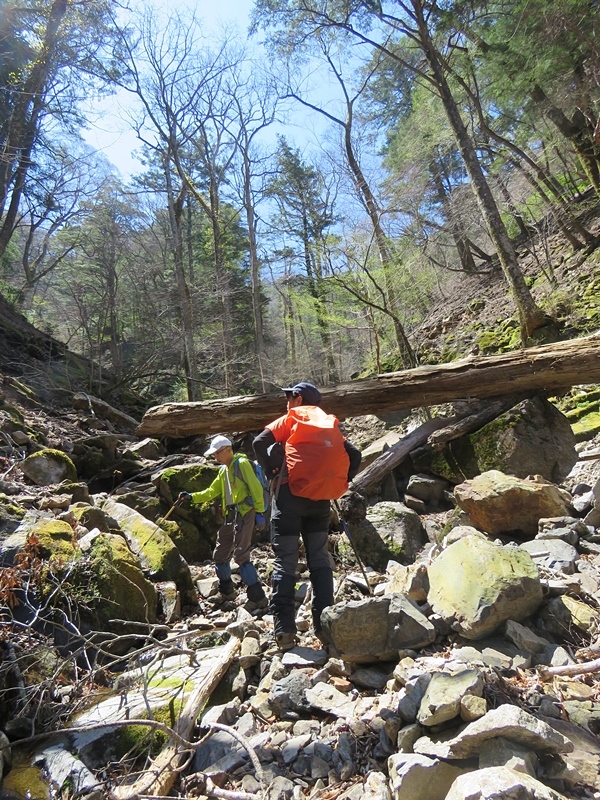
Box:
[343,115,416,367]
[411,0,550,340]
[0,0,68,239]
[136,333,600,437]
[165,166,201,402]
[531,84,600,199]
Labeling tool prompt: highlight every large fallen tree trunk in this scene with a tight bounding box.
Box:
[137,334,600,437]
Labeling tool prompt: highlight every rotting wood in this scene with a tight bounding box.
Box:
[136,334,600,438]
[113,636,240,800]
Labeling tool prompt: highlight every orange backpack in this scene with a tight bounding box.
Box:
[284,406,350,501]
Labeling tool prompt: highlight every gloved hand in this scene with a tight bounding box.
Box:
[178,491,192,506]
[255,513,266,531]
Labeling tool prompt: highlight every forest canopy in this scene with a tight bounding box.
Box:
[0,0,599,403]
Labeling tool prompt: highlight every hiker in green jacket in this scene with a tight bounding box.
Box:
[179,435,268,610]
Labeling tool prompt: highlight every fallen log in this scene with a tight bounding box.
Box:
[137,334,600,437]
[113,636,240,799]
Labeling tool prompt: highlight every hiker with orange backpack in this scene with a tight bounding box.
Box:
[178,435,268,611]
[253,382,361,650]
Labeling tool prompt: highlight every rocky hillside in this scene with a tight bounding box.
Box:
[1,200,600,800]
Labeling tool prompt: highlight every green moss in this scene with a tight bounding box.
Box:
[87,533,157,627]
[31,519,77,562]
[159,517,213,563]
[23,448,77,482]
[159,464,219,500]
[572,412,600,443]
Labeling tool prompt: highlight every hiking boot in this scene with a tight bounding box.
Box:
[275,631,297,651]
[218,578,237,600]
[245,582,268,612]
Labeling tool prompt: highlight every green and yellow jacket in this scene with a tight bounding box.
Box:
[190,454,266,517]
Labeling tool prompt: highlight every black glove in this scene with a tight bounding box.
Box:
[178,491,192,506]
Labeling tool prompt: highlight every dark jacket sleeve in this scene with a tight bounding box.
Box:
[344,440,362,481]
[253,428,277,475]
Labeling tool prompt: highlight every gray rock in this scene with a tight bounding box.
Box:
[445,766,569,800]
[305,682,357,720]
[387,753,468,800]
[398,673,432,723]
[519,539,579,575]
[281,646,328,668]
[417,669,484,727]
[343,502,428,571]
[269,672,311,717]
[504,620,551,655]
[321,594,435,663]
[428,535,543,640]
[406,474,450,504]
[478,736,539,776]
[538,595,599,639]
[414,704,573,760]
[265,775,295,800]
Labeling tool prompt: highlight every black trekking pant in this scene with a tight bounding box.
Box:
[270,483,333,634]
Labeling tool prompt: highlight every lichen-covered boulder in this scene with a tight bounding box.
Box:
[21,448,77,485]
[428,535,543,640]
[102,499,196,604]
[412,397,577,485]
[454,471,572,537]
[1,515,77,566]
[83,532,157,629]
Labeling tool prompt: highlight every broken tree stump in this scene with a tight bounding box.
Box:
[137,334,600,438]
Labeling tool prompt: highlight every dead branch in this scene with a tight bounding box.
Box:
[537,657,600,679]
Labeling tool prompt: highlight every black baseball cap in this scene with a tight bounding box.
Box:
[281,381,322,405]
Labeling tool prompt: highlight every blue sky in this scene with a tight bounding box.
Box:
[83,0,256,178]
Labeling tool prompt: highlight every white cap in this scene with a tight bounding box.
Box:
[204,435,232,457]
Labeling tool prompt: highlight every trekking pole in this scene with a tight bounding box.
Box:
[138,496,184,550]
[333,499,373,596]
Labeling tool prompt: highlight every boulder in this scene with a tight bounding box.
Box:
[2,515,76,565]
[85,532,158,629]
[417,669,484,727]
[454,471,572,537]
[414,704,573,760]
[412,397,577,485]
[21,448,77,485]
[387,753,467,800]
[102,499,195,603]
[320,594,436,663]
[427,535,543,640]
[342,502,428,571]
[445,766,569,800]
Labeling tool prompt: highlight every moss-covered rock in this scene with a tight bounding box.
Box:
[101,499,196,604]
[28,518,77,563]
[86,532,157,629]
[155,463,219,504]
[69,503,118,532]
[571,412,600,443]
[0,494,26,534]
[21,448,77,485]
[412,397,577,485]
[158,518,213,564]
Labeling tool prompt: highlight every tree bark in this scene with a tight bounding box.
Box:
[137,333,600,437]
